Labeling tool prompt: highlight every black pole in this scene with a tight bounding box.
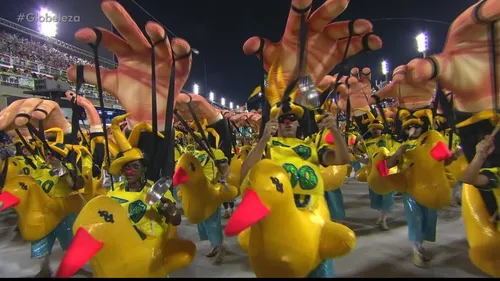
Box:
[204,59,208,96]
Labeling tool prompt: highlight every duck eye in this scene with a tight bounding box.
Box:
[270,176,283,194]
[190,163,196,172]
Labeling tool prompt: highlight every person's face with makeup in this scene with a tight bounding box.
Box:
[371,127,382,137]
[278,114,299,138]
[121,160,144,184]
[406,124,423,139]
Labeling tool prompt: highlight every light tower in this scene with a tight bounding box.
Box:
[381,60,389,82]
[416,32,429,58]
[38,8,58,37]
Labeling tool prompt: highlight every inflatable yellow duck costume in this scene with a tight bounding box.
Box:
[55,114,196,278]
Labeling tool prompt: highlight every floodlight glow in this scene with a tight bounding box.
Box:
[381,60,389,75]
[38,8,58,37]
[230,102,234,109]
[416,33,428,53]
[258,92,262,97]
[193,84,199,95]
[209,91,214,101]
[221,97,226,106]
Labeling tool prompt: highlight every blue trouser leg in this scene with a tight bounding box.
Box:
[324,189,345,221]
[307,259,335,278]
[30,213,77,258]
[403,193,438,242]
[368,188,395,212]
[197,206,223,247]
[350,161,361,175]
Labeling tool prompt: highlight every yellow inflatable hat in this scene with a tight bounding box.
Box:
[270,102,304,120]
[434,115,447,127]
[108,114,145,176]
[261,61,305,119]
[45,127,69,157]
[383,108,395,124]
[13,138,37,153]
[355,108,384,130]
[399,109,434,130]
[190,118,221,148]
[175,130,184,139]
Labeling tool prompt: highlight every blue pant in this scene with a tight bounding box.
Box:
[197,206,223,247]
[403,193,438,242]
[350,161,361,174]
[171,187,179,202]
[307,259,335,278]
[369,188,394,212]
[30,213,77,258]
[325,189,345,221]
[453,180,463,203]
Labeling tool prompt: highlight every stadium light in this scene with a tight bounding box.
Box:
[416,32,428,57]
[381,60,389,76]
[38,8,58,37]
[258,92,262,97]
[229,102,233,109]
[221,97,226,106]
[193,84,199,95]
[209,91,215,101]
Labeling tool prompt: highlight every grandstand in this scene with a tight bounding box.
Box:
[0,17,231,120]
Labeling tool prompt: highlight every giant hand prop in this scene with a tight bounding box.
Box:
[175,93,221,125]
[0,98,70,133]
[375,65,437,110]
[380,0,500,113]
[65,91,102,133]
[247,111,262,127]
[318,74,347,114]
[67,0,192,130]
[243,0,382,94]
[337,67,373,115]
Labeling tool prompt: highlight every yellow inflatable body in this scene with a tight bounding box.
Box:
[61,196,195,277]
[0,141,102,242]
[462,184,500,277]
[227,159,356,278]
[3,172,83,241]
[447,154,468,182]
[228,145,253,190]
[442,130,467,182]
[367,146,407,195]
[321,165,348,191]
[399,130,455,209]
[362,135,405,195]
[174,153,238,224]
[346,164,353,177]
[355,166,367,182]
[267,137,326,209]
[106,181,176,237]
[315,130,348,191]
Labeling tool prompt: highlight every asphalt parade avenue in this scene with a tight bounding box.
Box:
[0,179,489,278]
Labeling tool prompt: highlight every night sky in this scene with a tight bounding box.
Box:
[1,0,476,106]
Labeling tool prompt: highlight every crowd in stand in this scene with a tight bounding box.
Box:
[0,31,117,102]
[0,31,91,71]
